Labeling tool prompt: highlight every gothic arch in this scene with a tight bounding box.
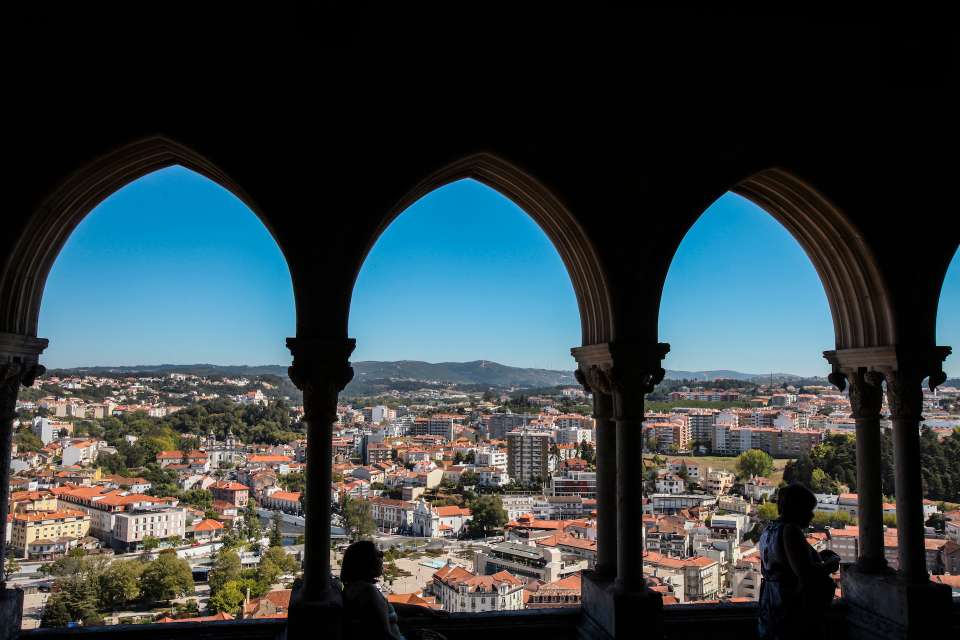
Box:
[355,153,614,346]
[0,136,291,338]
[730,168,895,350]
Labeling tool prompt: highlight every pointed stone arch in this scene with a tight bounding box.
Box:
[731,168,895,350]
[357,153,614,346]
[0,135,289,337]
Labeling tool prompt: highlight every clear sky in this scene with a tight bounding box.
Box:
[39,168,960,377]
[38,166,296,368]
[349,179,580,369]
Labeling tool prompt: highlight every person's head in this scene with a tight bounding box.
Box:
[777,483,817,527]
[340,540,383,584]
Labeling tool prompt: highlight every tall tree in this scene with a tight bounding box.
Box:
[342,496,376,541]
[209,549,242,595]
[735,449,774,479]
[466,495,508,538]
[140,550,194,603]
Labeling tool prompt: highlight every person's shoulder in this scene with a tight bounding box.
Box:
[344,580,381,601]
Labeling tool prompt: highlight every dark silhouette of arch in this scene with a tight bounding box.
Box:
[728,168,895,350]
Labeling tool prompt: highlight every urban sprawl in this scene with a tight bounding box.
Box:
[6,370,960,628]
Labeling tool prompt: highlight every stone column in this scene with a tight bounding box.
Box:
[573,342,669,640]
[0,333,47,638]
[608,342,669,594]
[286,338,355,604]
[575,364,616,579]
[884,366,933,584]
[824,345,952,640]
[828,366,886,571]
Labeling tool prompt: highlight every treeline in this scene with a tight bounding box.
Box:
[784,428,960,502]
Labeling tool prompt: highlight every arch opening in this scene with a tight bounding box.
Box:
[355,153,613,347]
[344,177,594,613]
[13,164,299,628]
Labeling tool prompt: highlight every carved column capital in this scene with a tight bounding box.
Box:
[286,337,356,424]
[836,369,885,421]
[0,332,49,417]
[573,342,670,421]
[825,345,952,421]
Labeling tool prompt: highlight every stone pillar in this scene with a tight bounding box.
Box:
[574,364,615,579]
[884,367,932,584]
[285,337,355,640]
[828,365,886,571]
[573,342,669,640]
[0,333,47,640]
[608,342,669,594]
[826,346,953,640]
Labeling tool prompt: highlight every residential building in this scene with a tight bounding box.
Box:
[507,429,551,483]
[10,510,91,558]
[261,490,303,514]
[210,481,250,508]
[112,506,187,552]
[547,470,597,499]
[475,541,584,583]
[431,563,524,613]
[369,497,415,534]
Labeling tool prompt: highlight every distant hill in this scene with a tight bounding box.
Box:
[48,362,827,390]
[350,360,577,387]
[48,361,578,389]
[48,364,290,378]
[664,370,820,383]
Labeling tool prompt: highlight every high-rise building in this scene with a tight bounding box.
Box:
[506,429,551,483]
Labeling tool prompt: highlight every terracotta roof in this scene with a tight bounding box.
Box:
[433,565,522,592]
[247,455,292,463]
[193,518,225,532]
[535,533,597,552]
[387,593,440,609]
[157,612,234,623]
[211,481,248,491]
[433,505,471,517]
[13,509,88,522]
[268,491,301,502]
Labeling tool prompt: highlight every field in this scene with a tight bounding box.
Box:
[648,454,793,486]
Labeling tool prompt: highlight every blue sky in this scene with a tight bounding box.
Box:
[39,168,960,376]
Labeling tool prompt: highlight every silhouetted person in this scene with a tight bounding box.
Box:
[340,540,445,640]
[758,484,840,640]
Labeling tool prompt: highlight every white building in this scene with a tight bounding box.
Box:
[412,499,472,537]
[431,563,524,613]
[369,497,415,534]
[62,440,101,467]
[112,506,187,552]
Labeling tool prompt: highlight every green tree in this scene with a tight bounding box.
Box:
[40,594,72,627]
[810,468,835,493]
[141,535,161,551]
[735,449,774,479]
[756,501,779,521]
[5,554,20,576]
[783,453,815,488]
[14,428,44,452]
[209,549,242,595]
[207,579,246,614]
[466,495,508,538]
[342,496,376,541]
[98,561,143,610]
[270,511,284,547]
[257,546,299,587]
[882,512,897,528]
[459,471,479,487]
[140,550,194,602]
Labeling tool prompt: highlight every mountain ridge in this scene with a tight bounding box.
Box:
[45,361,823,387]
